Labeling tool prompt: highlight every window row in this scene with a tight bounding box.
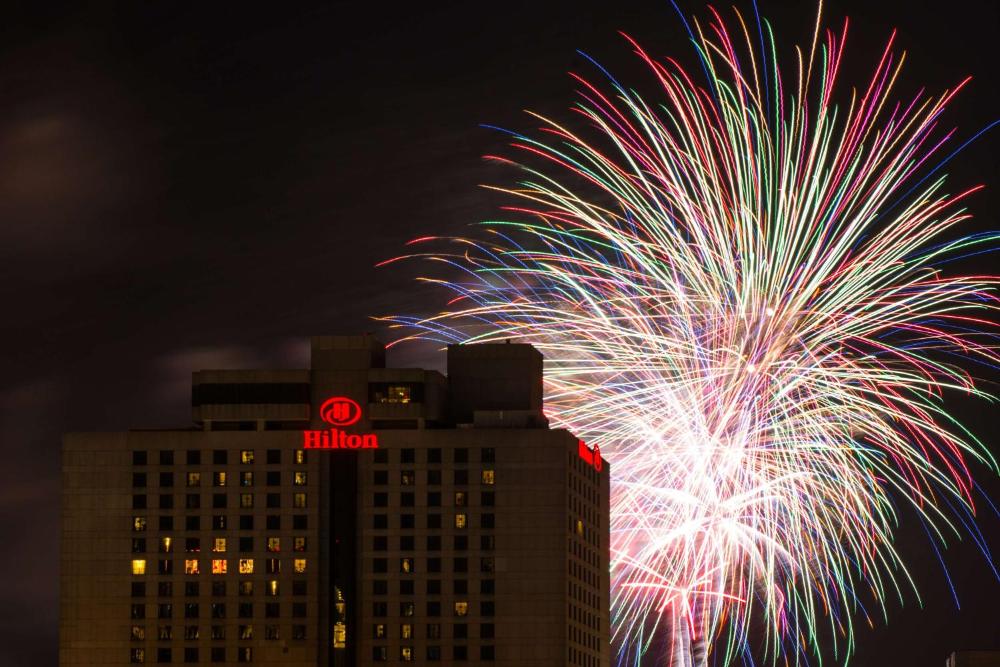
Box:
[131,558,307,575]
[129,602,307,619]
[133,471,307,488]
[372,556,495,574]
[132,514,308,531]
[372,447,495,465]
[373,601,496,617]
[372,578,495,595]
[131,492,307,509]
[132,536,307,554]
[373,534,495,551]
[371,512,494,530]
[130,580,308,597]
[130,645,279,663]
[373,621,494,640]
[372,644,495,661]
[133,449,306,466]
[130,624,307,642]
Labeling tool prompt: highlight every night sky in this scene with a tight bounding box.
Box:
[4,1,999,665]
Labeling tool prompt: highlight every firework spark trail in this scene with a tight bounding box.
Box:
[379,5,1000,666]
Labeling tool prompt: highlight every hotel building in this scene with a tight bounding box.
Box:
[60,335,610,666]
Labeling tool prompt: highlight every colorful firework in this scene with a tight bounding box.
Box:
[379,3,1000,665]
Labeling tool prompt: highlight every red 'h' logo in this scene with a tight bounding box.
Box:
[319,396,362,427]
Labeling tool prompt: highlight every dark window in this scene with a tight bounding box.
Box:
[373,514,388,529]
[480,601,495,617]
[427,557,441,573]
[266,471,280,486]
[427,646,441,661]
[481,447,495,463]
[453,557,468,573]
[292,625,306,640]
[184,582,198,597]
[373,470,388,485]
[427,580,441,595]
[293,515,307,530]
[132,538,146,553]
[481,513,495,529]
[401,448,415,464]
[133,473,147,488]
[480,645,495,661]
[264,603,279,618]
[185,538,200,553]
[292,602,306,618]
[157,648,171,663]
[160,494,173,509]
[266,515,281,530]
[239,515,253,530]
[453,646,468,661]
[373,646,388,661]
[454,470,468,485]
[184,647,199,663]
[427,535,441,550]
[184,603,199,619]
[159,472,174,487]
[427,470,442,485]
[212,581,225,597]
[454,623,468,639]
[401,492,414,507]
[427,514,441,530]
[481,492,495,507]
[212,494,226,509]
[185,516,200,531]
[266,493,280,508]
[212,603,226,619]
[159,450,174,466]
[213,449,227,465]
[186,450,200,465]
[159,516,173,530]
[158,582,173,596]
[400,535,415,550]
[373,449,388,464]
[212,515,227,530]
[266,449,281,465]
[131,603,145,619]
[426,601,441,616]
[454,580,468,595]
[373,602,388,617]
[292,581,307,596]
[454,536,468,551]
[210,647,225,663]
[373,580,388,595]
[480,579,495,595]
[158,560,173,575]
[400,580,414,595]
[454,448,468,464]
[237,647,252,663]
[133,451,148,466]
[427,492,441,506]
[238,603,253,618]
[401,514,415,529]
[428,448,442,464]
[133,495,147,510]
[374,536,388,551]
[239,537,253,552]
[373,558,388,573]
[186,494,200,509]
[131,582,145,597]
[481,623,495,639]
[373,493,388,507]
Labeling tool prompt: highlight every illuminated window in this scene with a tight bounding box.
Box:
[267,580,279,596]
[400,602,415,617]
[132,559,146,575]
[400,558,413,574]
[294,450,306,464]
[293,537,306,552]
[576,519,584,536]
[294,471,307,486]
[481,469,495,485]
[185,560,200,575]
[454,491,466,507]
[240,471,253,487]
[211,625,225,640]
[130,625,145,641]
[212,559,227,575]
[239,624,253,640]
[373,623,386,638]
[455,514,467,529]
[401,624,413,639]
[212,538,226,553]
[239,559,254,575]
[158,624,172,639]
[293,558,307,573]
[186,472,201,487]
[293,493,307,508]
[240,493,253,508]
[454,601,468,617]
[184,625,199,640]
[401,470,415,485]
[239,581,254,596]
[401,647,414,662]
[240,450,254,464]
[130,648,145,663]
[213,472,227,487]
[237,647,253,663]
[265,624,280,640]
[133,516,146,532]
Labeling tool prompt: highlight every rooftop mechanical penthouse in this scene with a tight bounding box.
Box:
[61,335,611,667]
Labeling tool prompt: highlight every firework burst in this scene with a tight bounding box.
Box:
[379,3,1000,665]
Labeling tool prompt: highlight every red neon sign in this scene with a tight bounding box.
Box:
[578,439,602,472]
[303,396,378,449]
